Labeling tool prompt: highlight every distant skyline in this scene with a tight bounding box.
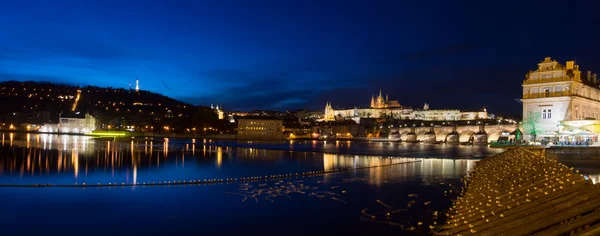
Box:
[2,0,600,116]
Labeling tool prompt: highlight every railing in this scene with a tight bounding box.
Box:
[523,76,575,85]
[523,90,571,99]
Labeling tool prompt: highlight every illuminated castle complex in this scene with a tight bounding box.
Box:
[370,89,401,108]
[324,89,488,121]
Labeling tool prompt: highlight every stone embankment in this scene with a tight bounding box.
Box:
[440,148,600,235]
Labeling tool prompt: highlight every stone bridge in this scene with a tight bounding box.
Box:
[390,124,517,143]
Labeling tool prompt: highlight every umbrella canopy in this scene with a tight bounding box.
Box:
[538,131,558,137]
[573,130,594,136]
[558,131,573,136]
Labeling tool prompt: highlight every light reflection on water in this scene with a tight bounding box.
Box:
[0,133,479,186]
[0,133,492,235]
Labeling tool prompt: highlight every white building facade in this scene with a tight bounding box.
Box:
[58,112,97,134]
[522,57,600,142]
[324,93,489,122]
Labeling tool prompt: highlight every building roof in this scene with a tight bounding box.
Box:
[60,111,87,119]
[238,116,282,120]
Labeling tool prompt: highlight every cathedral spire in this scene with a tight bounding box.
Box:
[379,89,382,98]
[370,95,375,108]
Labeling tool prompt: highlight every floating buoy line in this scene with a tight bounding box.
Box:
[0,160,421,188]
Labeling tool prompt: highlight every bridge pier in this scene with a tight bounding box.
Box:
[445,125,459,144]
[405,127,417,142]
[424,126,436,143]
[473,124,488,144]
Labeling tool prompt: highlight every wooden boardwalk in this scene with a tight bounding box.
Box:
[440,148,600,235]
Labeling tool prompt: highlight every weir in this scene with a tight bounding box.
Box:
[0,160,421,188]
[440,149,600,235]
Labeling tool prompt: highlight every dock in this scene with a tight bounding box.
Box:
[440,148,600,235]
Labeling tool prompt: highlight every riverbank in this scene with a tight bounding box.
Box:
[440,148,600,235]
[546,146,600,160]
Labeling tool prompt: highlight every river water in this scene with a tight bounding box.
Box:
[0,133,506,235]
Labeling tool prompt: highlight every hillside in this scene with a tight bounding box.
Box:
[0,81,219,132]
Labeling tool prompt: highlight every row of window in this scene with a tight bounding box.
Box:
[243,121,281,126]
[239,131,281,136]
[530,73,563,79]
[574,106,600,120]
[526,86,569,94]
[526,85,600,101]
[243,126,278,130]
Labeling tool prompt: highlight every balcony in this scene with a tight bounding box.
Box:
[523,76,574,85]
[523,90,571,99]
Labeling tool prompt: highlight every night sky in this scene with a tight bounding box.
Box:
[1,0,600,116]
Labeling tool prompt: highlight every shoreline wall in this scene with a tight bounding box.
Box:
[546,146,600,160]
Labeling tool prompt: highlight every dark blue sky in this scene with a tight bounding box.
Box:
[1,0,599,116]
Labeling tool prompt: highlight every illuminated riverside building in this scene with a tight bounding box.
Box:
[324,90,489,122]
[237,117,283,139]
[522,57,600,142]
[41,112,97,134]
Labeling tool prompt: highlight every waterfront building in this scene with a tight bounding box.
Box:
[324,90,489,122]
[312,120,365,138]
[237,117,283,139]
[413,105,488,121]
[522,57,600,143]
[44,112,97,134]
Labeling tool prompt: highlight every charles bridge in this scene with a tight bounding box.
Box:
[390,124,518,144]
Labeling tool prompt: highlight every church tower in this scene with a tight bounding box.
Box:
[135,78,139,92]
[370,95,376,108]
[324,102,335,121]
[376,89,384,108]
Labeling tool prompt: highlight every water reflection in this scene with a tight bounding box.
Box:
[0,133,480,188]
[217,146,222,168]
[323,154,476,186]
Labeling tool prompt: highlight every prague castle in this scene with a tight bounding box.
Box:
[522,57,600,142]
[324,89,488,122]
[370,89,402,108]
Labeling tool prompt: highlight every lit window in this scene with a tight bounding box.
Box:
[542,109,552,119]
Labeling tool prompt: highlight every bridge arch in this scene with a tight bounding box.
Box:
[435,127,453,142]
[459,130,474,143]
[416,128,430,142]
